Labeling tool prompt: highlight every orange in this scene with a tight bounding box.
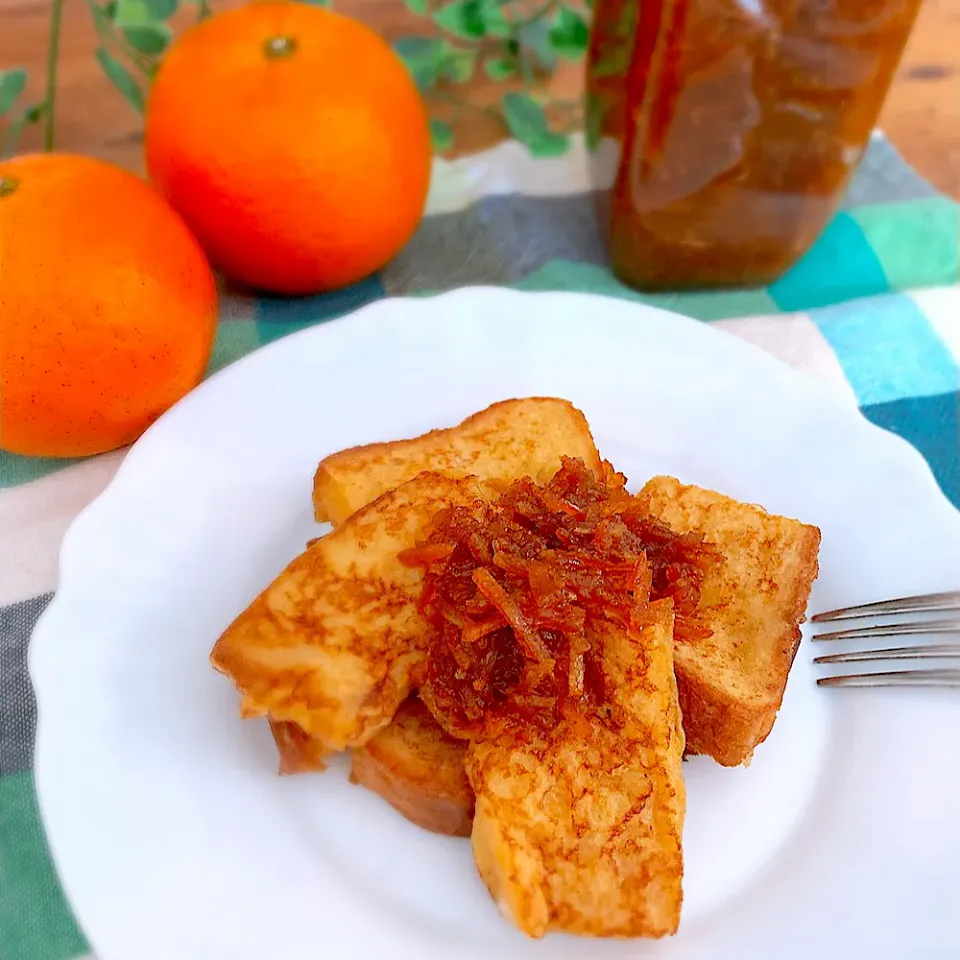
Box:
[0,153,218,458]
[144,2,432,295]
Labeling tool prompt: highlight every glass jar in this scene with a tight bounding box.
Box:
[585,0,923,290]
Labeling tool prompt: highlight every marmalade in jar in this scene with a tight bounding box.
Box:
[585,0,922,289]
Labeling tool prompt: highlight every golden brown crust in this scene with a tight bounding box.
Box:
[638,476,821,766]
[210,472,496,752]
[270,699,474,835]
[350,697,474,837]
[467,601,685,939]
[312,398,602,525]
[270,719,328,774]
[673,671,781,768]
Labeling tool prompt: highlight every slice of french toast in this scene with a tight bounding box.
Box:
[637,476,821,766]
[211,472,495,755]
[350,696,473,838]
[313,397,602,525]
[468,600,685,938]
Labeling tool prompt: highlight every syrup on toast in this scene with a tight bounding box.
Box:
[350,696,473,838]
[338,473,819,825]
[637,476,821,766]
[211,472,494,754]
[468,600,685,938]
[313,397,602,525]
[271,469,819,810]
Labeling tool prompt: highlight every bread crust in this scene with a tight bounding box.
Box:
[312,398,602,525]
[270,718,329,774]
[638,476,821,766]
[350,697,473,837]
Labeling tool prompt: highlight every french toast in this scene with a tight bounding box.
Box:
[272,467,818,814]
[211,472,495,755]
[350,696,473,837]
[270,718,329,774]
[312,397,602,525]
[338,475,818,825]
[209,392,827,942]
[637,476,821,766]
[468,600,685,938]
[268,703,471,835]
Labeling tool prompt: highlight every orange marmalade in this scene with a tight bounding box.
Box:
[399,459,714,737]
[586,0,922,289]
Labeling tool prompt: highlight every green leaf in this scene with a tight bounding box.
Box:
[95,49,145,114]
[438,42,476,83]
[148,0,178,16]
[527,129,569,158]
[433,0,507,40]
[24,102,47,123]
[501,92,569,157]
[1,101,44,158]
[113,0,147,21]
[517,21,556,72]
[403,0,428,14]
[501,91,543,139]
[393,36,445,89]
[548,5,589,60]
[478,0,510,37]
[0,68,28,115]
[395,37,474,88]
[483,55,516,80]
[430,118,454,151]
[433,0,486,39]
[123,23,171,54]
[300,0,333,6]
[393,36,442,61]
[113,0,177,23]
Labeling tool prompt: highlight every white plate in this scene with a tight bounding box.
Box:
[31,288,960,960]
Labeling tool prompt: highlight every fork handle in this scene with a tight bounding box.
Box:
[818,668,960,688]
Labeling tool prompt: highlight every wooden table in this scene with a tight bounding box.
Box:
[3,0,959,197]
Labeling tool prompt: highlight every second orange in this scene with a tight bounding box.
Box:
[144,2,432,295]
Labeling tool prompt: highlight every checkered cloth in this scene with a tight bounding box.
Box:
[1,132,958,960]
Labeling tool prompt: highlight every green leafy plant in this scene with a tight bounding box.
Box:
[0,0,588,160]
[0,68,46,156]
[1,0,208,157]
[392,0,590,157]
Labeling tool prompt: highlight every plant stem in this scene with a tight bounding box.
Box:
[43,0,65,150]
[86,1,153,73]
[511,0,557,29]
[431,89,503,125]
[520,52,533,86]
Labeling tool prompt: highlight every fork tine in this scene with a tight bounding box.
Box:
[817,668,960,688]
[814,643,960,665]
[812,617,960,641]
[811,590,960,623]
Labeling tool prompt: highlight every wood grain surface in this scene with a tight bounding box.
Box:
[1,0,958,197]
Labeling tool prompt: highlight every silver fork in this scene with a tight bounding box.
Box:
[811,590,960,687]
